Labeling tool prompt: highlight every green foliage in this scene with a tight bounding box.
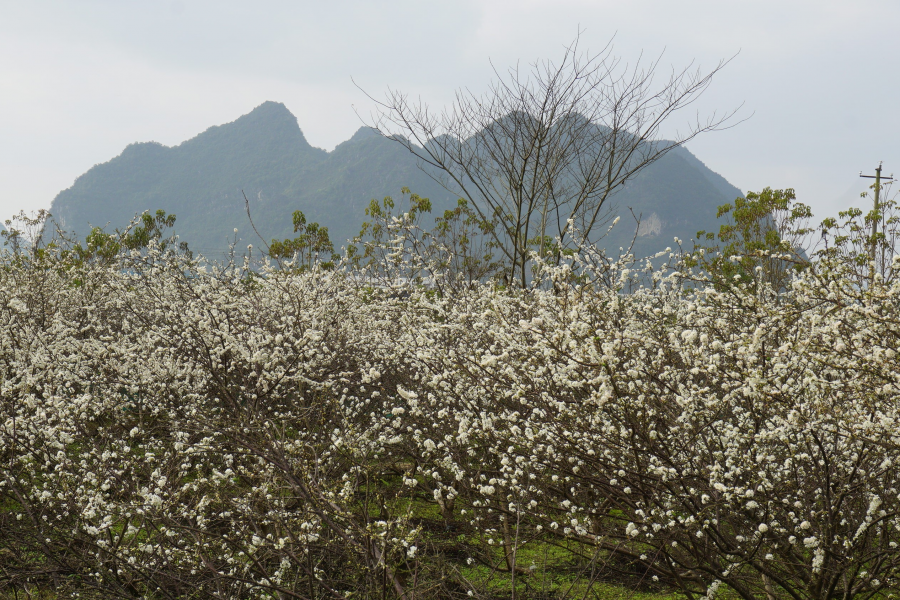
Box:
[348,188,502,291]
[65,210,190,268]
[433,197,503,283]
[816,180,900,287]
[347,188,435,281]
[268,210,339,271]
[123,210,181,251]
[686,180,900,294]
[2,209,190,272]
[690,187,812,291]
[1,209,54,266]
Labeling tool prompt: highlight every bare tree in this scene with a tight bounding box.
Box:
[363,35,740,287]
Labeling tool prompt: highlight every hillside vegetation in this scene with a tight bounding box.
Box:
[48,102,741,258]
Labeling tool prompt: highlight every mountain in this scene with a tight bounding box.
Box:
[49,101,742,258]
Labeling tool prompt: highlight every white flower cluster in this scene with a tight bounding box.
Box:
[1,241,899,599]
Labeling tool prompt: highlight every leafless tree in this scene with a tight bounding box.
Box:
[363,34,740,287]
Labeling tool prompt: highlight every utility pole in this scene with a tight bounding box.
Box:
[860,163,894,283]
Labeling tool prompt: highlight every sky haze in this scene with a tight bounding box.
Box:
[1,0,897,227]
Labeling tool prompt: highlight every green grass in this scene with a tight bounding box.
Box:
[448,536,681,600]
[391,495,683,600]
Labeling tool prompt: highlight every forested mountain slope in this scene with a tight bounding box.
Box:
[49,101,742,257]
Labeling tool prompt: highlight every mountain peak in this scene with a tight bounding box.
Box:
[222,101,304,138]
[350,126,379,142]
[172,101,318,154]
[246,100,295,120]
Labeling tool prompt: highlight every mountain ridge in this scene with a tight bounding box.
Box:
[49,101,742,257]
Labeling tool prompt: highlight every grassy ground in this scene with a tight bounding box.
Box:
[403,501,684,600]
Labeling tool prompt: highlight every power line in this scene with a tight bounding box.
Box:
[860,162,894,282]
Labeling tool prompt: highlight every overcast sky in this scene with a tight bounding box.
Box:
[2,0,898,226]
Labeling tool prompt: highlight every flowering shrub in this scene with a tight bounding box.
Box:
[1,214,900,599]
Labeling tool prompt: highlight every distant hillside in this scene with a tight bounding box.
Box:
[49,101,742,258]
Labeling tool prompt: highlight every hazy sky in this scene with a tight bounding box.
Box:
[2,0,898,226]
